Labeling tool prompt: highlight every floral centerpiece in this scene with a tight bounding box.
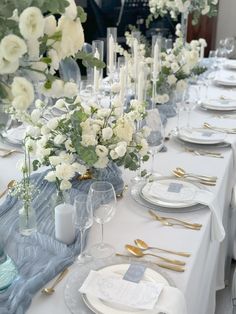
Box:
[16,97,150,191]
[147,0,218,26]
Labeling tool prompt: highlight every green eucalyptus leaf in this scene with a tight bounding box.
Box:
[77,6,87,23]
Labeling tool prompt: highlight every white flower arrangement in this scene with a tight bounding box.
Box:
[147,0,218,25]
[18,97,150,191]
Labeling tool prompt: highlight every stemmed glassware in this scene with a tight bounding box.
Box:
[165,38,173,54]
[88,181,117,259]
[146,109,164,174]
[74,193,93,263]
[224,37,235,58]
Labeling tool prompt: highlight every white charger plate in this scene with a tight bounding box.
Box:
[178,128,226,145]
[82,264,170,314]
[201,98,236,111]
[224,61,236,70]
[141,179,197,209]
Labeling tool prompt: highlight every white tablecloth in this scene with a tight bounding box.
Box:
[1,65,236,314]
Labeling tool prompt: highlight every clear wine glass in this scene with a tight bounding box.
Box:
[146,109,164,174]
[74,193,93,263]
[224,37,235,58]
[88,181,117,259]
[165,38,173,54]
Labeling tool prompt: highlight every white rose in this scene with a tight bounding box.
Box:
[115,141,127,157]
[31,109,41,123]
[11,77,34,104]
[47,117,59,130]
[65,0,78,20]
[94,156,109,168]
[72,162,87,175]
[81,133,97,147]
[167,74,177,85]
[41,125,50,135]
[49,156,62,166]
[26,126,41,137]
[0,52,19,74]
[37,147,51,161]
[55,163,75,180]
[19,7,45,40]
[139,138,149,156]
[54,134,66,145]
[114,118,134,143]
[53,16,84,59]
[59,151,74,164]
[60,179,72,190]
[50,79,64,98]
[64,82,78,98]
[111,82,120,94]
[45,171,56,182]
[110,149,119,160]
[102,127,113,140]
[95,145,108,158]
[35,99,44,109]
[12,95,31,111]
[162,94,170,104]
[44,15,57,36]
[0,34,27,62]
[171,62,179,73]
[176,79,187,92]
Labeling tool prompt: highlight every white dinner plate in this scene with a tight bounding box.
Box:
[82,264,170,314]
[214,74,236,86]
[201,98,236,111]
[178,128,226,145]
[140,179,198,208]
[224,61,236,70]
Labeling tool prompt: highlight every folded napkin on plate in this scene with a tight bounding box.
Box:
[194,189,225,242]
[143,181,195,203]
[80,270,187,314]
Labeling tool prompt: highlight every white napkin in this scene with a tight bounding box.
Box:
[179,128,225,143]
[79,270,187,314]
[79,270,164,310]
[194,189,225,242]
[156,286,187,314]
[143,181,195,203]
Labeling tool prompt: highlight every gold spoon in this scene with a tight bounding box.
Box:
[148,210,202,228]
[172,171,216,186]
[41,268,69,295]
[0,180,17,199]
[116,253,185,272]
[203,122,236,134]
[134,239,191,257]
[158,218,201,230]
[175,167,217,182]
[125,245,186,266]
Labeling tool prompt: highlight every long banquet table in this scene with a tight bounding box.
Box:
[1,64,236,314]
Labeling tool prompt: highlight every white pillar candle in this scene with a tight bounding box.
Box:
[93,48,100,92]
[119,65,126,104]
[137,62,145,102]
[153,41,159,79]
[108,35,115,73]
[200,43,205,59]
[133,38,139,82]
[55,203,75,245]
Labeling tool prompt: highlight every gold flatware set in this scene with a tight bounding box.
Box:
[0,180,16,199]
[0,147,23,158]
[41,268,69,295]
[172,167,217,186]
[185,148,223,159]
[203,122,236,134]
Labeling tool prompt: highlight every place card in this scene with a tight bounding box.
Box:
[123,263,146,283]
[167,183,183,193]
[79,270,164,310]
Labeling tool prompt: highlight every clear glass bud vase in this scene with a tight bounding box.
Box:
[19,200,37,236]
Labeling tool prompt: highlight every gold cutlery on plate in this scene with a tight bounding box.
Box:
[0,180,17,199]
[148,210,202,229]
[125,245,186,266]
[134,239,191,257]
[115,253,185,272]
[172,171,216,186]
[41,268,69,295]
[203,122,236,134]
